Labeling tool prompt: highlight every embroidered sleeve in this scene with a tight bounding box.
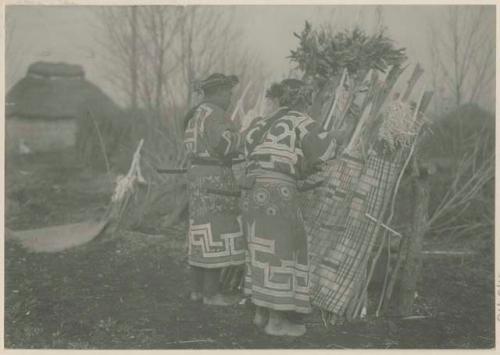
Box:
[204,105,241,158]
[242,116,267,156]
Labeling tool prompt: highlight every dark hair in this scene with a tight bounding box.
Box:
[203,83,233,97]
[266,79,312,109]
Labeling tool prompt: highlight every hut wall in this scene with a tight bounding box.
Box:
[6,116,78,154]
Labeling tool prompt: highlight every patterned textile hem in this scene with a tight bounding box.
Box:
[188,259,246,268]
[249,298,312,314]
[244,283,312,313]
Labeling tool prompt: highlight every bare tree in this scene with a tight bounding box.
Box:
[93,5,267,228]
[172,6,236,107]
[137,7,184,112]
[95,7,139,109]
[163,6,267,131]
[95,6,181,111]
[428,6,495,111]
[425,7,495,243]
[95,6,261,110]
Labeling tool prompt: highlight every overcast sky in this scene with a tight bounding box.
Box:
[5,5,496,108]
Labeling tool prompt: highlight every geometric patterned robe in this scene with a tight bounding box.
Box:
[242,107,339,313]
[183,101,245,268]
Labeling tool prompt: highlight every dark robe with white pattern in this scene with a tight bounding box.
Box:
[242,107,339,313]
[183,102,245,268]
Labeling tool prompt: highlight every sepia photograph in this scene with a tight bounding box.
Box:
[3,2,496,350]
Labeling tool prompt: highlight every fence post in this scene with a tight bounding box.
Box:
[396,157,430,316]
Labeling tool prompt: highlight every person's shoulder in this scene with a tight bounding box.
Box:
[287,110,312,119]
[286,110,315,126]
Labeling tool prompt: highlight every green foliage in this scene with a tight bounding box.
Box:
[289,21,407,81]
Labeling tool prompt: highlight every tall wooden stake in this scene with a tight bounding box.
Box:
[396,156,430,316]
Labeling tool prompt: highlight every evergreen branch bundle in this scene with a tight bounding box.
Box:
[289,22,407,82]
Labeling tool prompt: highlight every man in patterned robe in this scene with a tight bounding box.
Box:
[241,79,344,336]
[183,73,245,306]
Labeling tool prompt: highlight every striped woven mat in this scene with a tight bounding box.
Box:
[303,152,402,317]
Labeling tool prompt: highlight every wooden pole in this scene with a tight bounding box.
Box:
[396,157,430,316]
[381,90,434,314]
[402,64,423,102]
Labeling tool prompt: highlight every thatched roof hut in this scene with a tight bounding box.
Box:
[6,62,115,119]
[27,61,85,78]
[6,61,126,170]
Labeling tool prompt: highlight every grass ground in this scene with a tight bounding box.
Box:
[4,154,495,349]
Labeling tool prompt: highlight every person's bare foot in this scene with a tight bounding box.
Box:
[203,293,239,306]
[264,310,306,337]
[190,292,203,302]
[253,306,268,328]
